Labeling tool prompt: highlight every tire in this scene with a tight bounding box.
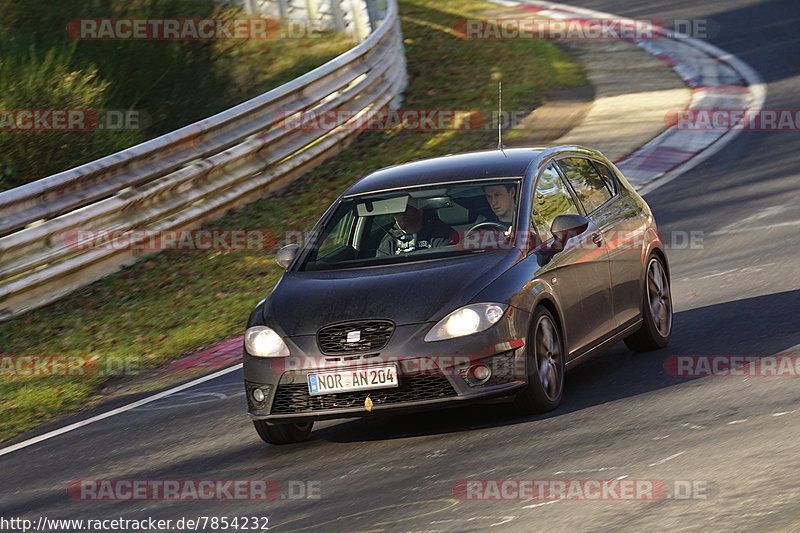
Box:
[253,420,313,445]
[625,255,672,353]
[513,306,565,415]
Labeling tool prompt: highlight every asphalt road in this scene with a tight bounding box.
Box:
[3,0,800,531]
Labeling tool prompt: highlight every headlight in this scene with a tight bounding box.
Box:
[245,326,290,357]
[424,303,508,342]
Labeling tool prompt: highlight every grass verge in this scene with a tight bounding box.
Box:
[0,0,586,442]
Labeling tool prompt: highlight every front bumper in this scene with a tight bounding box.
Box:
[247,383,525,423]
[245,352,525,422]
[243,312,530,422]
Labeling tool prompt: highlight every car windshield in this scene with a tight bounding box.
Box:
[298,179,522,271]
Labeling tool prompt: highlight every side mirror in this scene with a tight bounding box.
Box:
[549,214,589,251]
[275,243,300,269]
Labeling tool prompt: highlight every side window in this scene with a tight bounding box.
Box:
[591,160,617,195]
[531,164,580,241]
[316,210,355,257]
[557,157,613,214]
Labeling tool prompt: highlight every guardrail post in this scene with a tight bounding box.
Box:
[305,0,318,20]
[364,0,387,30]
[348,0,368,40]
[329,0,347,33]
[277,0,289,20]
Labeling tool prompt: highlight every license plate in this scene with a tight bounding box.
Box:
[307,364,399,395]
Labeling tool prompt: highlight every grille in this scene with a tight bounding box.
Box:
[271,375,457,414]
[317,320,394,355]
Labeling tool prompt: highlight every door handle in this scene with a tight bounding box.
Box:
[591,233,603,247]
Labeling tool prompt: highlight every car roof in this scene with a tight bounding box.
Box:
[342,147,545,196]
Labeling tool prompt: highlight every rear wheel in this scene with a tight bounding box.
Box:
[513,307,565,414]
[253,420,313,445]
[625,255,672,352]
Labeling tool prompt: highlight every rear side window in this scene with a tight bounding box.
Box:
[591,160,618,195]
[557,157,614,214]
[531,164,580,241]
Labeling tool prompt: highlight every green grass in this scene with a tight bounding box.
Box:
[0,0,586,442]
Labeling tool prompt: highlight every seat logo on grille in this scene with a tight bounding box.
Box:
[346,330,362,343]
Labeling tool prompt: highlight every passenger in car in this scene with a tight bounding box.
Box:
[376,198,457,256]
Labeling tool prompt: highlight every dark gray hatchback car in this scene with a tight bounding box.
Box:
[243,146,672,444]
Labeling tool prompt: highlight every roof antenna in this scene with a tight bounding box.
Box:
[497,81,507,157]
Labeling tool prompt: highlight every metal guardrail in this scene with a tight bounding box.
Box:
[242,0,383,41]
[0,0,406,321]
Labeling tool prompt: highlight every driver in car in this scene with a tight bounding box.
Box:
[482,184,516,228]
[463,184,517,250]
[377,197,457,256]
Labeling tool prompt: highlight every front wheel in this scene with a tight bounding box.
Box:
[253,420,313,445]
[513,307,565,415]
[625,255,672,352]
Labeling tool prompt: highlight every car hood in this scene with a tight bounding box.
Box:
[265,252,521,336]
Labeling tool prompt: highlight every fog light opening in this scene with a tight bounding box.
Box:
[252,388,266,403]
[468,364,492,385]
